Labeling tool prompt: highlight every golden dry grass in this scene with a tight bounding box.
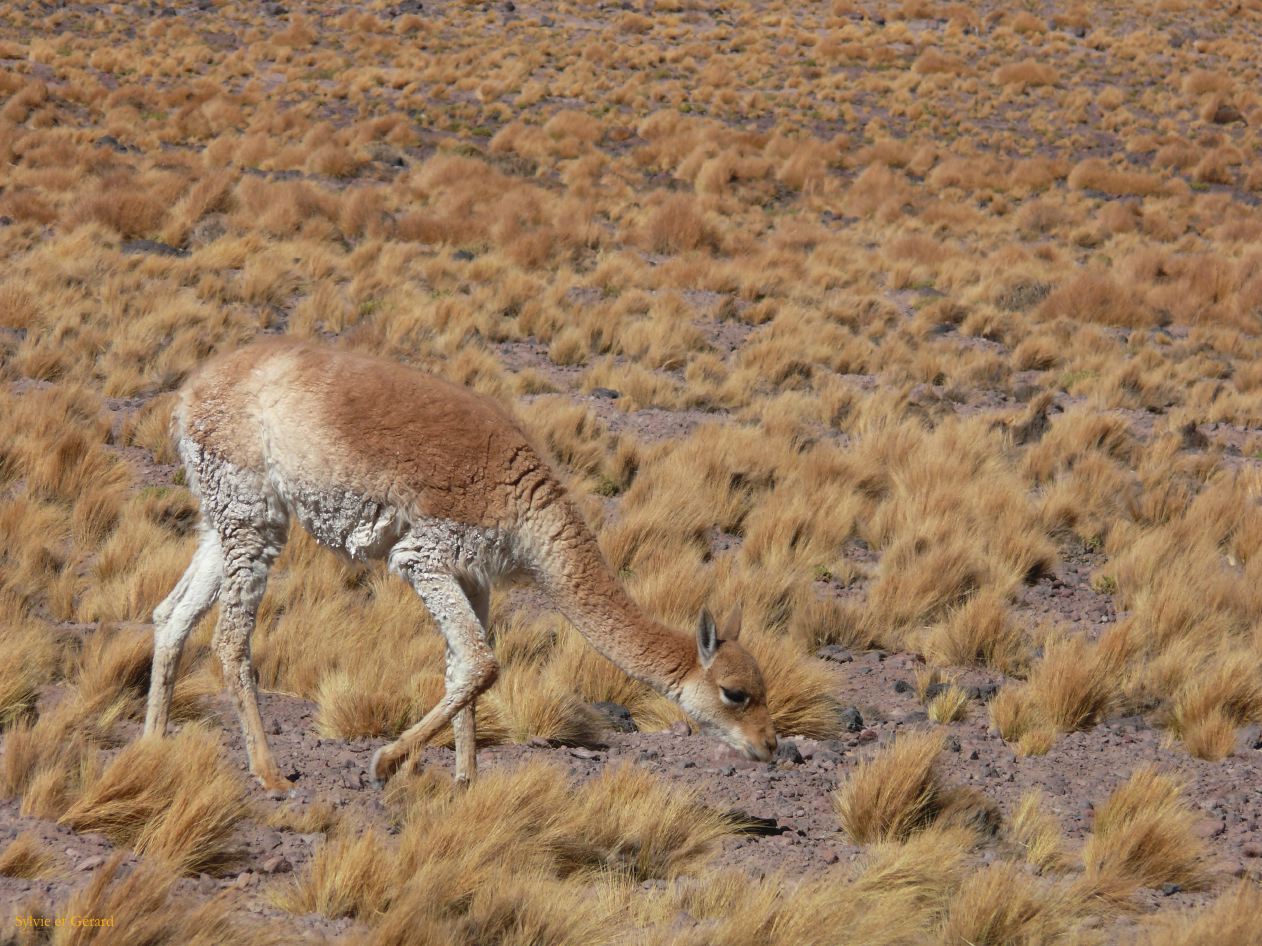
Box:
[1081,767,1210,897]
[0,831,60,879]
[45,854,291,946]
[835,731,949,844]
[58,725,248,875]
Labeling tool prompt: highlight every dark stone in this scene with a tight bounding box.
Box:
[591,387,621,399]
[923,682,949,702]
[967,682,1000,702]
[726,810,785,836]
[816,644,853,664]
[838,706,864,732]
[1179,421,1209,451]
[122,239,188,258]
[1161,883,1182,896]
[969,749,980,760]
[263,2,288,14]
[454,248,475,261]
[944,735,962,753]
[774,740,804,765]
[591,700,637,733]
[893,680,913,694]
[505,0,515,9]
[996,281,1051,313]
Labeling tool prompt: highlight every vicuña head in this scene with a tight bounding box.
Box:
[142,338,777,791]
[679,606,776,762]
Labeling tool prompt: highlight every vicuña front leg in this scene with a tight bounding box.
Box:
[215,540,289,793]
[370,573,498,785]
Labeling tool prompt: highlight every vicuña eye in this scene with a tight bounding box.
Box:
[720,687,749,707]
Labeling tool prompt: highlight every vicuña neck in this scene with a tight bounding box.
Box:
[528,502,696,697]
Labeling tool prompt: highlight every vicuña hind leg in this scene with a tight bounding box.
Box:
[214,523,289,792]
[370,572,498,785]
[453,580,490,784]
[144,527,223,737]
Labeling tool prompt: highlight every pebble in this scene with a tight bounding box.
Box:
[838,707,864,732]
[816,645,853,664]
[76,856,105,872]
[261,855,292,874]
[856,729,878,744]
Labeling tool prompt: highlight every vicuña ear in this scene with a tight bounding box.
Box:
[697,608,719,667]
[721,604,743,642]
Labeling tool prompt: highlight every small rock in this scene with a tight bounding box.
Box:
[1243,842,1262,858]
[944,735,962,753]
[669,720,691,736]
[968,749,980,760]
[839,707,864,732]
[122,239,187,258]
[856,729,878,744]
[454,248,475,261]
[967,682,999,702]
[774,741,804,765]
[261,855,292,874]
[1161,883,1182,896]
[720,765,735,777]
[1209,102,1244,125]
[76,856,106,872]
[568,747,601,761]
[727,810,784,836]
[591,387,621,399]
[270,719,282,735]
[189,213,228,247]
[922,682,949,702]
[1193,818,1226,840]
[233,872,256,889]
[816,645,853,664]
[893,680,913,695]
[591,701,637,733]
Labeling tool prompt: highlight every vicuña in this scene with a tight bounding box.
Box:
[144,339,777,789]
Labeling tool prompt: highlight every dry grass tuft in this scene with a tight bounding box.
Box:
[59,725,247,875]
[271,824,396,919]
[49,854,290,946]
[835,731,950,844]
[1010,791,1071,874]
[1082,767,1209,896]
[0,831,60,879]
[940,861,1077,946]
[1131,882,1262,946]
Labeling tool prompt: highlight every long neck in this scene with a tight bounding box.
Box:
[526,501,697,698]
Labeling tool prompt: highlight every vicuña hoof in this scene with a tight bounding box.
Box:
[369,745,397,788]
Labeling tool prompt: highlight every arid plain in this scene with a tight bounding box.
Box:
[3,0,1262,943]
